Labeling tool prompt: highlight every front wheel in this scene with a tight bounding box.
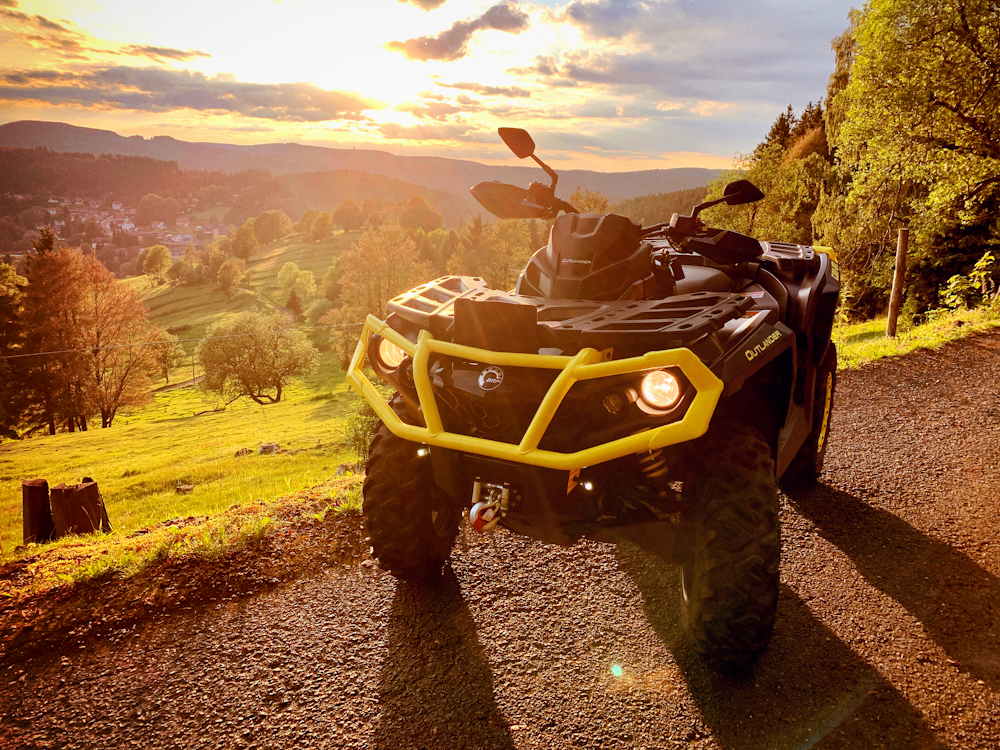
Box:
[362,396,460,580]
[681,422,780,668]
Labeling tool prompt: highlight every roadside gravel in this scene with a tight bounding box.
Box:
[2,333,999,749]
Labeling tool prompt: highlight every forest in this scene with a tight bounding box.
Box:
[702,0,999,321]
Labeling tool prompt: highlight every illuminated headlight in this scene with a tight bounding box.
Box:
[377,338,407,369]
[640,370,682,409]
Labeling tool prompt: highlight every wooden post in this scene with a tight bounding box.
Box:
[50,481,112,538]
[887,227,909,338]
[22,479,54,545]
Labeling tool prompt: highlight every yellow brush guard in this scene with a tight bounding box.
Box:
[347,314,724,472]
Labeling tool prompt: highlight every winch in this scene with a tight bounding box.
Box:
[469,480,510,532]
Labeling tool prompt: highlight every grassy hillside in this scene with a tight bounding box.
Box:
[0,359,353,558]
[1,233,364,562]
[129,232,356,379]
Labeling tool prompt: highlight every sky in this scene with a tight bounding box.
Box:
[0,0,857,171]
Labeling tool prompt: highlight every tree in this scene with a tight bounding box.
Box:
[296,210,319,237]
[400,195,443,233]
[286,288,303,320]
[703,141,829,247]
[567,188,613,214]
[167,257,191,284]
[293,270,317,306]
[32,227,56,255]
[217,259,245,301]
[204,245,226,281]
[311,212,333,241]
[18,250,159,432]
[78,257,159,428]
[143,245,172,285]
[232,219,259,261]
[448,219,532,291]
[19,247,91,434]
[253,210,292,245]
[149,329,185,384]
[0,262,26,440]
[320,257,343,304]
[197,310,319,405]
[321,224,431,366]
[332,198,364,232]
[136,194,180,226]
[278,261,300,296]
[831,0,1000,315]
[756,105,798,156]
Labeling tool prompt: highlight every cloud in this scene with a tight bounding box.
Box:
[0,9,205,63]
[561,0,646,39]
[0,66,383,122]
[121,44,211,62]
[377,121,486,141]
[438,80,531,98]
[385,1,530,61]
[0,7,89,57]
[523,0,852,108]
[0,1,20,7]
[395,99,463,120]
[655,100,684,112]
[691,100,735,117]
[397,0,447,9]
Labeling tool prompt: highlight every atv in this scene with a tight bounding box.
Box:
[347,127,839,667]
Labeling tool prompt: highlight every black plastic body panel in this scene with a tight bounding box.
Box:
[516,213,649,300]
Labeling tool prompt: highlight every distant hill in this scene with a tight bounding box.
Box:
[0,120,722,202]
[0,146,479,227]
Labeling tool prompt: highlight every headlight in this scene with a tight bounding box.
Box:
[377,338,407,369]
[640,370,681,409]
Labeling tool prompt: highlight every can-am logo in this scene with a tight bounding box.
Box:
[478,366,504,391]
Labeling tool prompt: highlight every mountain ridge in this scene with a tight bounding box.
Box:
[0,120,722,201]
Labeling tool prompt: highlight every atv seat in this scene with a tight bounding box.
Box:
[674,265,734,295]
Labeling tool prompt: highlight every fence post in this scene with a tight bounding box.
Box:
[886,227,908,338]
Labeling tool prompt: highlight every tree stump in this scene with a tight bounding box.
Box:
[49,481,112,538]
[22,479,55,545]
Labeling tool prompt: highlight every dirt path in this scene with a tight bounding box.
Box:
[3,335,1000,749]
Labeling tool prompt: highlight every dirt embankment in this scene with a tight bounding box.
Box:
[2,334,999,749]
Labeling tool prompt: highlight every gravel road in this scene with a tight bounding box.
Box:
[3,334,1000,749]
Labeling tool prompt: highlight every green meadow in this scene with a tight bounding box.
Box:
[1,233,361,564]
[833,306,1000,370]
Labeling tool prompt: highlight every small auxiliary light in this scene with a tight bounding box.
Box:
[640,370,681,409]
[377,338,407,369]
[582,481,594,491]
[416,447,429,457]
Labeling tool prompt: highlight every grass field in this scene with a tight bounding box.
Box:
[244,231,357,304]
[1,232,365,565]
[0,350,355,561]
[834,306,1000,369]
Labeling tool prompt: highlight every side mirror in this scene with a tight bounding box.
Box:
[499,127,535,159]
[723,179,765,206]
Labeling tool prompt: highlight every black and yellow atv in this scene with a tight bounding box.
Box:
[347,127,839,667]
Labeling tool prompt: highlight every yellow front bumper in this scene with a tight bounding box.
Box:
[346,314,724,472]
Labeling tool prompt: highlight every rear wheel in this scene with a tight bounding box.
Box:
[782,343,837,488]
[681,422,779,668]
[363,395,460,580]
